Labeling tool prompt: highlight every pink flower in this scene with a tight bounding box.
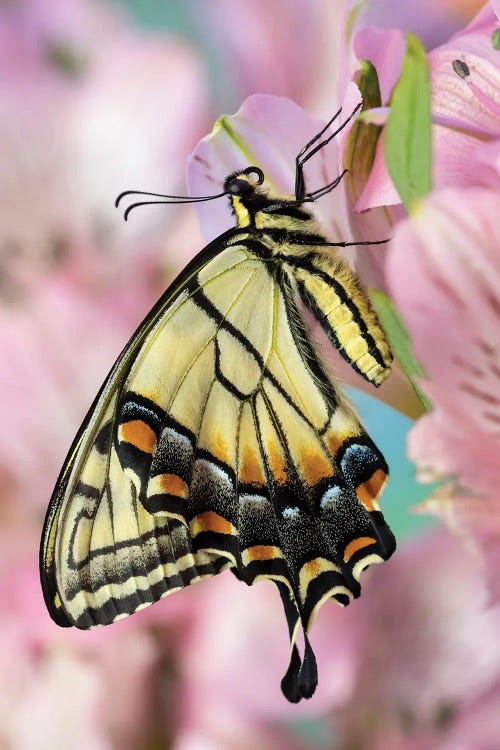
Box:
[326,529,500,749]
[387,185,500,599]
[359,0,487,49]
[355,3,500,215]
[187,92,356,241]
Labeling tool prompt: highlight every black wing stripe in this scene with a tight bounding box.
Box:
[191,281,324,432]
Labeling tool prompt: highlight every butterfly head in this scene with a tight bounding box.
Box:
[224,167,268,227]
[116,166,269,223]
[224,166,265,196]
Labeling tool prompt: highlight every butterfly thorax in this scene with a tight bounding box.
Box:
[225,170,326,260]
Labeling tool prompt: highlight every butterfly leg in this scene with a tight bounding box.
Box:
[305,169,349,201]
[294,103,362,201]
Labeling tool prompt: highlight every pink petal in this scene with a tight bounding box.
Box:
[447,2,499,44]
[353,27,406,104]
[422,493,500,605]
[330,529,500,747]
[354,131,401,211]
[408,397,500,493]
[423,12,500,187]
[187,93,356,242]
[387,187,500,494]
[474,137,500,186]
[428,47,500,190]
[191,1,353,115]
[356,7,500,214]
[357,0,480,49]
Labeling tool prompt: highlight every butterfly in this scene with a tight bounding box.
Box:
[40,104,396,703]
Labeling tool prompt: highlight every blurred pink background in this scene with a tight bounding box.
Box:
[1,1,498,748]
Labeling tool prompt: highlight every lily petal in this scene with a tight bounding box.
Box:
[187,93,356,242]
[387,187,500,495]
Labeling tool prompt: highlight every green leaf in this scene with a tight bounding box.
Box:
[371,290,432,412]
[385,33,432,213]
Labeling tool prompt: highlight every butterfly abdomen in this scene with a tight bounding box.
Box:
[291,253,392,386]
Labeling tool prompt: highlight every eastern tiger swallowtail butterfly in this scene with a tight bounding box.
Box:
[40,104,396,703]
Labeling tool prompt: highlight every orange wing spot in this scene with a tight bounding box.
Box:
[301,448,333,485]
[243,544,282,563]
[160,473,188,499]
[120,420,156,454]
[212,431,230,464]
[303,558,322,577]
[356,468,387,511]
[268,441,287,485]
[326,431,356,458]
[239,444,265,485]
[344,536,376,563]
[190,511,235,538]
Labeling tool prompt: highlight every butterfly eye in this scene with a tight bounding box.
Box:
[227,177,253,196]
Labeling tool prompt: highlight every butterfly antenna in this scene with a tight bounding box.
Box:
[116,188,227,221]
